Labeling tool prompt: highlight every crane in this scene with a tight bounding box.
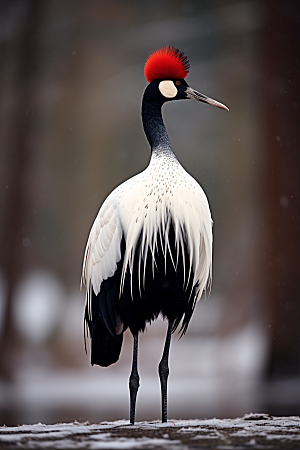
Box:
[81,46,229,424]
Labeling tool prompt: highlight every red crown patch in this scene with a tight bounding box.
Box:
[144,46,190,83]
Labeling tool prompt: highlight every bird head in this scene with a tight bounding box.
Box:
[144,46,229,111]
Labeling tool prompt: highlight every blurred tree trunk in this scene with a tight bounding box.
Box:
[0,0,40,380]
[262,0,300,378]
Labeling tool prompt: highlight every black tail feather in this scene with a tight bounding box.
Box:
[85,278,124,367]
[90,317,123,367]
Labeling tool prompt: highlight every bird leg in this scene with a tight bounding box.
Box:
[158,320,174,423]
[129,333,140,424]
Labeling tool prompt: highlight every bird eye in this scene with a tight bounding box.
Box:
[175,81,181,86]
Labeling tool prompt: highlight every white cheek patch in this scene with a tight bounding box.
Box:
[159,80,178,98]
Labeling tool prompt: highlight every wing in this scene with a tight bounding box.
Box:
[81,193,123,331]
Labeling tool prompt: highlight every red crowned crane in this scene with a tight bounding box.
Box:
[81,46,229,424]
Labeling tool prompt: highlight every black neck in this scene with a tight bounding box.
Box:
[141,82,173,152]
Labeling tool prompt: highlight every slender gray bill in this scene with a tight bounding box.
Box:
[186,87,229,111]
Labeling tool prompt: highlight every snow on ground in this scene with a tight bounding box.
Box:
[0,415,300,449]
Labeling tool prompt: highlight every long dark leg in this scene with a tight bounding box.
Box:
[129,333,140,424]
[158,321,173,423]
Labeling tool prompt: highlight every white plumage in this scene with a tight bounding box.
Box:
[82,147,212,320]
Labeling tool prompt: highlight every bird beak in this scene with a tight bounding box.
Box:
[186,87,229,111]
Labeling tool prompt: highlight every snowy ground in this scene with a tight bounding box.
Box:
[0,414,300,449]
